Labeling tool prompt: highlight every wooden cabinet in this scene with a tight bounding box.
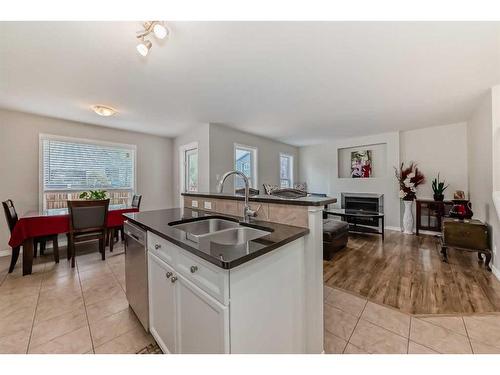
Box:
[416,199,453,235]
[175,274,229,353]
[148,253,177,353]
[148,252,229,354]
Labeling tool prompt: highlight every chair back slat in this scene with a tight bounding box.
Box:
[2,199,18,234]
[131,194,142,209]
[68,199,109,233]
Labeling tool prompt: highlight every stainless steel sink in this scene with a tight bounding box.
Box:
[171,218,239,236]
[198,227,269,246]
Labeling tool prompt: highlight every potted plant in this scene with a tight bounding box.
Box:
[79,190,108,200]
[431,174,448,201]
[395,162,425,234]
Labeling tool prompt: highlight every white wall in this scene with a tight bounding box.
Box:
[0,109,175,250]
[492,86,500,274]
[299,132,401,228]
[299,123,469,229]
[400,122,469,200]
[208,123,300,192]
[172,123,210,207]
[468,87,500,274]
[338,143,387,178]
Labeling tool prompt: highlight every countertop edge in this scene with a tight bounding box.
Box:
[123,213,310,270]
[181,192,337,206]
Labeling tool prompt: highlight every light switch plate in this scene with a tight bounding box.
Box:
[191,200,198,208]
[204,201,212,210]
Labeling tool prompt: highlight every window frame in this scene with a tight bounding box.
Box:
[39,133,137,210]
[279,153,294,188]
[234,143,258,190]
[179,141,199,197]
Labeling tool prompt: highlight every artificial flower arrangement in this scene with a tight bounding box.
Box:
[394,162,425,201]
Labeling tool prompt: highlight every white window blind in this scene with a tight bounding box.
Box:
[42,137,135,191]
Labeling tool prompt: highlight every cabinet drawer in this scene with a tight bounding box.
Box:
[176,249,229,305]
[147,232,177,266]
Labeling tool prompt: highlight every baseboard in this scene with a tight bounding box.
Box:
[384,226,401,232]
[492,264,500,282]
[383,226,439,236]
[416,229,442,236]
[0,236,70,258]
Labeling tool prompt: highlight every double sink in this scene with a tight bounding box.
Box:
[170,218,271,246]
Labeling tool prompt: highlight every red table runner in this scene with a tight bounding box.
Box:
[9,208,138,248]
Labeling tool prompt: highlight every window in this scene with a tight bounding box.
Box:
[234,144,257,189]
[280,153,294,188]
[184,147,198,192]
[40,135,136,209]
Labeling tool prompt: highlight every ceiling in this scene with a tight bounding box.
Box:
[0,21,499,146]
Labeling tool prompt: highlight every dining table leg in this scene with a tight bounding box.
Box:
[22,237,34,276]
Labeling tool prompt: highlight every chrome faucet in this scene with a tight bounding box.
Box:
[217,170,257,223]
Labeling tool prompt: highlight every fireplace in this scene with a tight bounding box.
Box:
[341,193,384,229]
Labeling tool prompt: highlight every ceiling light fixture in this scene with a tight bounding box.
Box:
[136,21,170,56]
[91,105,117,117]
[153,23,168,39]
[136,39,152,57]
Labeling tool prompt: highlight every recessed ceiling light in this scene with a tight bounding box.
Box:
[136,39,152,57]
[91,105,117,117]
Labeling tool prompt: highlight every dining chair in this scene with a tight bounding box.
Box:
[131,194,142,210]
[67,199,110,268]
[2,199,59,273]
[110,194,142,251]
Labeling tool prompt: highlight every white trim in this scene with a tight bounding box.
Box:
[492,264,500,282]
[279,152,294,188]
[179,141,199,195]
[39,133,137,210]
[384,226,402,232]
[234,143,258,189]
[384,226,441,236]
[0,249,11,257]
[39,133,137,150]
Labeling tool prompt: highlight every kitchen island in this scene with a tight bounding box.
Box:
[125,193,336,354]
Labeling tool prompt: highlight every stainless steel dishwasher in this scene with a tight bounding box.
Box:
[124,221,149,331]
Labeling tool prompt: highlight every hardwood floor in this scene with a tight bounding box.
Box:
[324,230,500,315]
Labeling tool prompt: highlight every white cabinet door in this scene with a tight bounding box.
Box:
[148,253,177,354]
[175,274,229,353]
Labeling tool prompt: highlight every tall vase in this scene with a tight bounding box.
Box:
[402,200,414,234]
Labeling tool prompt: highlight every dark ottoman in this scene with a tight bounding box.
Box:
[323,219,349,261]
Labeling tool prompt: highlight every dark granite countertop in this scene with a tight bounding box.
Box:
[123,208,309,269]
[182,192,337,206]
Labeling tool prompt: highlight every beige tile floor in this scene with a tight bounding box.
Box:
[0,241,155,354]
[324,285,500,354]
[2,241,500,354]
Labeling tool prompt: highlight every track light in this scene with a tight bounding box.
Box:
[135,21,169,56]
[136,39,152,57]
[153,23,168,39]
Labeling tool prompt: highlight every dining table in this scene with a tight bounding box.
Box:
[8,204,139,276]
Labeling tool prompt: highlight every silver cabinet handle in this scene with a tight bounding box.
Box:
[155,244,161,250]
[190,265,198,273]
[170,276,178,283]
[166,272,173,278]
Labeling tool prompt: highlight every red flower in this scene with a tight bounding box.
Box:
[394,162,425,201]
